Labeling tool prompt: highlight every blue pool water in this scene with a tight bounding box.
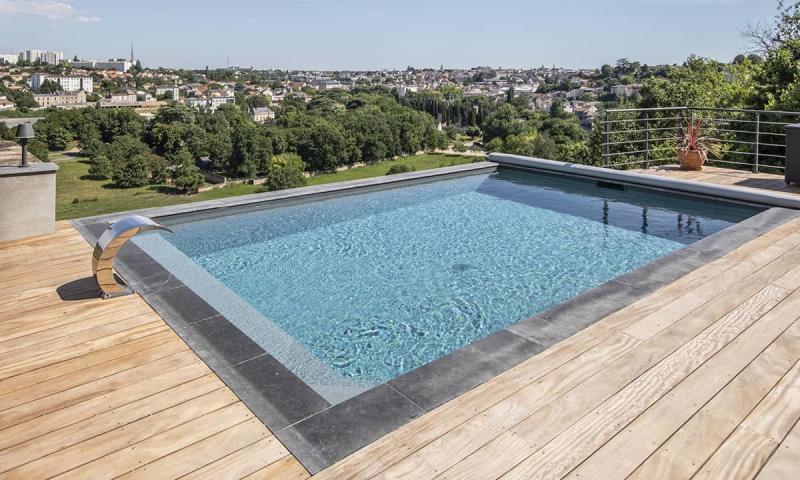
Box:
[136,170,759,397]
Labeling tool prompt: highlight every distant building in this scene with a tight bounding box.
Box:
[108,93,137,103]
[610,84,642,99]
[318,80,342,91]
[397,85,418,97]
[0,95,14,111]
[155,86,180,100]
[20,50,63,64]
[30,73,93,94]
[250,106,274,123]
[0,54,18,65]
[70,59,132,72]
[566,87,597,100]
[33,90,87,108]
[184,96,235,112]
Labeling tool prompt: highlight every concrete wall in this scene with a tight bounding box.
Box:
[0,163,59,241]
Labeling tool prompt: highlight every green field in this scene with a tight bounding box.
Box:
[56,153,483,220]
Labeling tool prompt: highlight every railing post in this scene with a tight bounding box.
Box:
[644,112,650,169]
[603,111,609,167]
[754,112,761,173]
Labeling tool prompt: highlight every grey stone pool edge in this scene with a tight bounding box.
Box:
[70,160,800,474]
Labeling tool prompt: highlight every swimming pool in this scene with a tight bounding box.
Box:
[131,168,760,404]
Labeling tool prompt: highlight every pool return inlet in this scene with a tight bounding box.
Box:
[92,215,172,299]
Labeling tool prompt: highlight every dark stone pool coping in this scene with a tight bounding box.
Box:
[71,164,800,474]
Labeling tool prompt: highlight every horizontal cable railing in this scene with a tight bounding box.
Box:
[600,107,800,173]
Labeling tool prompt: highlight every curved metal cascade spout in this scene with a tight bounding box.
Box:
[91,215,172,298]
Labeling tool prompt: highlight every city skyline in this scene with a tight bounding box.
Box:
[0,0,782,70]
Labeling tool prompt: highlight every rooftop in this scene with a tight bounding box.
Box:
[1,162,799,479]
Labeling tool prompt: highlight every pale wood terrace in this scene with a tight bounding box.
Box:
[2,218,800,479]
[630,164,800,196]
[0,223,307,480]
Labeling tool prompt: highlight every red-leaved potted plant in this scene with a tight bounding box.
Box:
[677,118,721,171]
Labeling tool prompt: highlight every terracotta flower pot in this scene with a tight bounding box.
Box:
[677,148,705,171]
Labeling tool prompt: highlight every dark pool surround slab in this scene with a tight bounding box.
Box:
[71,165,800,474]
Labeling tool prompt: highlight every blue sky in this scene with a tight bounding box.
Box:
[0,0,781,69]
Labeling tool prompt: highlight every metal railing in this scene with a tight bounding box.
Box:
[601,107,800,173]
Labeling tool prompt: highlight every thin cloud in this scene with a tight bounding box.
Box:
[0,0,100,22]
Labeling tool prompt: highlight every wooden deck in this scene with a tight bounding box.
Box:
[630,164,800,196]
[2,220,800,479]
[0,223,308,480]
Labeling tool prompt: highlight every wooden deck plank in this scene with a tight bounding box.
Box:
[693,360,800,479]
[1,386,238,478]
[444,244,800,478]
[567,308,800,479]
[0,350,198,428]
[181,436,292,480]
[0,338,185,411]
[0,329,177,396]
[630,165,800,196]
[1,207,799,479]
[115,419,272,480]
[0,360,210,450]
[53,403,253,479]
[435,282,792,480]
[0,377,226,473]
[245,456,311,480]
[628,322,800,480]
[499,285,790,480]
[755,417,800,479]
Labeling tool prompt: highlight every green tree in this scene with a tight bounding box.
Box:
[343,107,397,163]
[105,135,150,180]
[267,153,306,191]
[754,38,800,110]
[171,150,204,192]
[40,125,71,151]
[12,92,39,111]
[531,134,559,160]
[482,104,528,142]
[229,121,272,177]
[387,164,415,175]
[296,118,354,171]
[112,153,150,188]
[638,56,757,109]
[149,155,169,184]
[27,139,49,161]
[244,94,271,110]
[88,155,113,179]
[38,79,62,94]
[76,122,103,158]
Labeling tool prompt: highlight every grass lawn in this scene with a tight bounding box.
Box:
[56,153,483,220]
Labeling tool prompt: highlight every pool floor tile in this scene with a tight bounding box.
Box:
[142,285,220,326]
[173,315,265,370]
[219,354,331,431]
[470,329,546,369]
[388,345,509,411]
[276,384,425,474]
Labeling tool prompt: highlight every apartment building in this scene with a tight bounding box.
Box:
[30,73,94,93]
[70,59,132,72]
[20,50,63,64]
[33,90,87,108]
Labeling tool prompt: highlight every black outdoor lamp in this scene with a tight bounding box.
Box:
[16,123,35,167]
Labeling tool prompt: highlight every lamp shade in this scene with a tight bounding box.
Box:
[15,123,35,139]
